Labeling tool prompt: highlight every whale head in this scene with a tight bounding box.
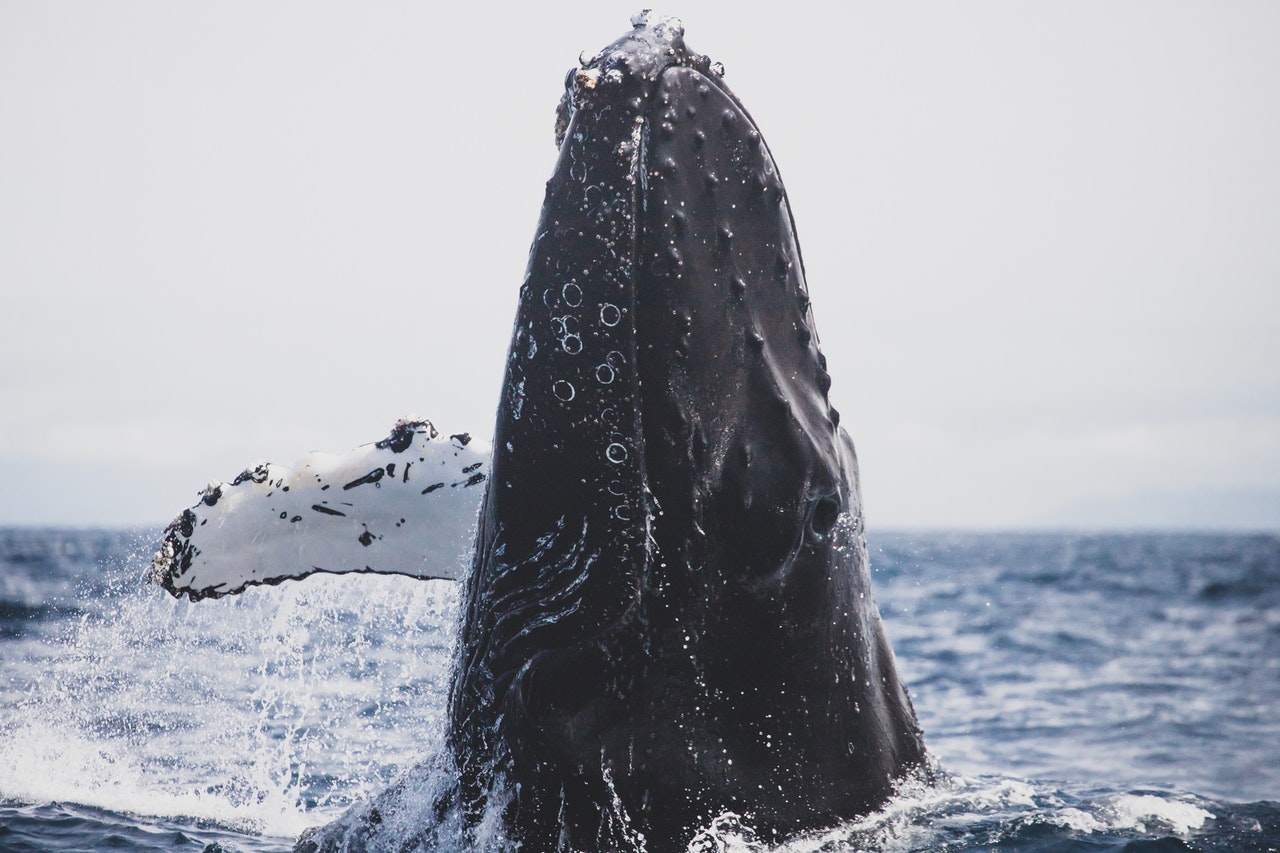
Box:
[448,15,925,851]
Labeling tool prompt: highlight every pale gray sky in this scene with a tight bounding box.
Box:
[2,2,1277,530]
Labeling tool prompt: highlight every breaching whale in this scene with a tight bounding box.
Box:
[150,12,927,852]
[446,15,925,851]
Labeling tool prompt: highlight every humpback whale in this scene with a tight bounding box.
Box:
[151,13,926,851]
[446,15,924,850]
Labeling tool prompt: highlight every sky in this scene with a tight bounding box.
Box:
[1,2,1277,530]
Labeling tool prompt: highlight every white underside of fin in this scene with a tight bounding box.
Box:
[149,420,489,600]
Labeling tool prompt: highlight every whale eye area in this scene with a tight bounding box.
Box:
[807,494,842,542]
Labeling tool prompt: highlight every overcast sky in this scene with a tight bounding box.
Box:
[2,2,1277,530]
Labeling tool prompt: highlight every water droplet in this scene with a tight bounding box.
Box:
[553,380,575,402]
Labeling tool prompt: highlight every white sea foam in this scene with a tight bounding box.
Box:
[0,719,310,838]
[0,560,458,842]
[1104,793,1215,836]
[772,771,1218,853]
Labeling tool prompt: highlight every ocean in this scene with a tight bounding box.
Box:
[0,527,1276,852]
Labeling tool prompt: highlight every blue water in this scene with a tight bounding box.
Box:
[1,527,1277,852]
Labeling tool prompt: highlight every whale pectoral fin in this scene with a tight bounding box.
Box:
[147,419,490,601]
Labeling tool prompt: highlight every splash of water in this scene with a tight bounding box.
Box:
[0,536,458,842]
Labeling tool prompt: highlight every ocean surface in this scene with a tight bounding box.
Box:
[0,527,1277,852]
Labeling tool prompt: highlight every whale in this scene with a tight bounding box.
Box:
[443,14,925,851]
[151,12,927,852]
